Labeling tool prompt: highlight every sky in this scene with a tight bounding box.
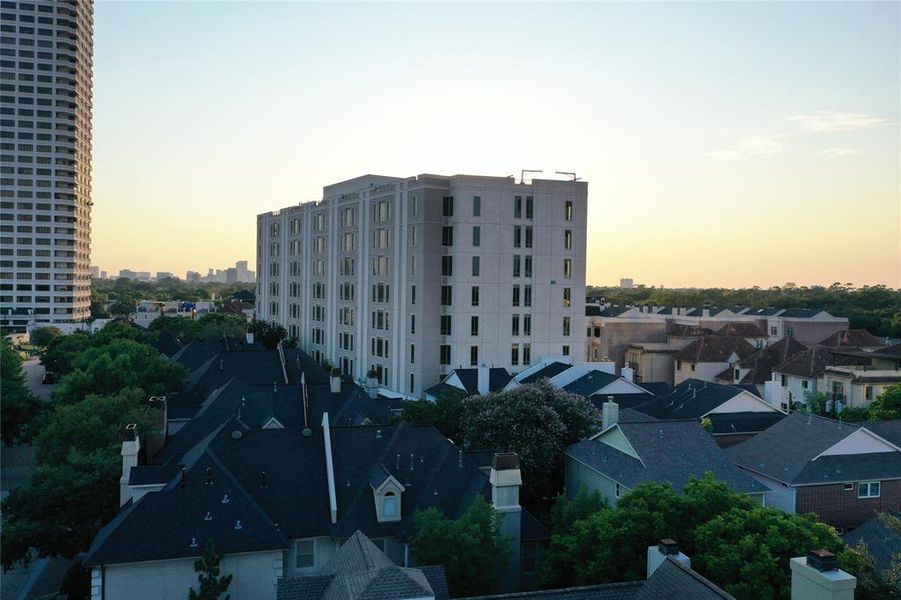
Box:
[90,1,900,288]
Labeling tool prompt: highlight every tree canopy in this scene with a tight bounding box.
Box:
[411,496,510,597]
[460,380,600,511]
[400,388,468,444]
[189,540,233,600]
[148,312,248,343]
[0,339,43,444]
[29,326,62,348]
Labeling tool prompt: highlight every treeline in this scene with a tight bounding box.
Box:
[91,277,255,318]
[588,283,901,337]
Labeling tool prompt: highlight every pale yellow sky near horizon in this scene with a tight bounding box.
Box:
[89,1,900,288]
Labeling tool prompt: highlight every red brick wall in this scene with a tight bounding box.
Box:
[796,479,901,530]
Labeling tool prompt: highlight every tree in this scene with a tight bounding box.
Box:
[411,496,509,597]
[869,384,901,421]
[29,326,62,348]
[400,388,468,444]
[249,320,287,349]
[1,338,42,444]
[189,540,233,600]
[460,381,600,510]
[839,542,900,600]
[693,507,843,599]
[41,332,92,375]
[542,488,607,587]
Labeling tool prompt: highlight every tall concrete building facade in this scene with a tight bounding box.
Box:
[0,0,94,331]
[257,173,588,396]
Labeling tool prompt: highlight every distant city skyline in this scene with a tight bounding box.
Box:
[89,2,899,287]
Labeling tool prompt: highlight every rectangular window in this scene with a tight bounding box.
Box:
[410,374,415,394]
[565,200,573,221]
[524,256,532,278]
[512,285,520,307]
[865,386,873,400]
[513,255,521,277]
[524,285,532,307]
[514,195,522,218]
[471,286,480,306]
[442,226,454,246]
[514,226,521,248]
[472,256,480,277]
[564,229,572,249]
[473,196,481,216]
[470,345,478,367]
[441,256,453,277]
[563,316,571,336]
[786,327,795,337]
[440,345,451,365]
[512,314,520,336]
[525,196,533,219]
[411,285,416,305]
[410,344,415,364]
[563,287,571,307]
[525,226,532,249]
[471,316,479,336]
[472,226,481,247]
[442,196,454,217]
[615,483,621,497]
[563,258,572,279]
[562,345,570,356]
[523,343,531,365]
[511,344,519,366]
[441,315,452,336]
[411,314,416,334]
[295,540,315,569]
[859,481,881,498]
[441,285,452,306]
[523,314,531,336]
[844,483,854,492]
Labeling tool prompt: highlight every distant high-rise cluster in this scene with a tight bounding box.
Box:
[0,0,94,332]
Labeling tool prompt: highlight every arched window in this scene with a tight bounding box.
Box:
[383,491,397,517]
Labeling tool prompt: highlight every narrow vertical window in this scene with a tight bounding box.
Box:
[473,196,481,217]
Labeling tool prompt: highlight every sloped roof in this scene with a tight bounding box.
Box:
[726,412,861,484]
[674,336,756,363]
[457,581,643,600]
[773,345,870,378]
[874,343,901,357]
[716,322,767,338]
[735,336,808,384]
[636,379,768,421]
[519,362,572,384]
[865,421,901,447]
[589,393,656,414]
[636,382,673,396]
[843,511,901,574]
[818,329,884,348]
[779,308,826,319]
[635,557,735,600]
[445,368,514,395]
[566,421,766,495]
[707,412,786,435]
[128,464,182,486]
[666,324,714,338]
[563,371,622,397]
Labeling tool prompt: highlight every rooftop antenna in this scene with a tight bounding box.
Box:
[301,371,309,431]
[555,171,581,181]
[520,169,542,184]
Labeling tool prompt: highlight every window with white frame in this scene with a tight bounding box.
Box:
[295,539,315,569]
[383,491,398,517]
[859,481,880,498]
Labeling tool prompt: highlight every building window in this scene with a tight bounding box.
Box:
[472,256,480,277]
[691,363,696,371]
[471,316,479,336]
[514,195,522,218]
[470,346,478,366]
[383,491,398,517]
[786,327,795,337]
[472,226,481,247]
[524,285,532,307]
[615,483,621,497]
[441,256,453,277]
[676,361,682,370]
[513,255,521,277]
[441,285,452,306]
[410,344,415,364]
[514,226,521,248]
[512,285,520,307]
[859,481,881,498]
[523,343,531,365]
[770,326,778,335]
[865,386,873,400]
[512,314,520,336]
[843,483,854,492]
[511,344,519,366]
[411,285,416,305]
[563,287,571,307]
[563,258,572,279]
[410,374,415,393]
[524,315,532,336]
[442,196,454,217]
[411,314,416,334]
[564,229,572,249]
[563,316,571,336]
[473,195,481,216]
[441,315,452,336]
[562,345,570,356]
[802,379,809,389]
[525,196,533,219]
[295,540,315,569]
[440,345,451,365]
[442,226,454,246]
[565,200,573,221]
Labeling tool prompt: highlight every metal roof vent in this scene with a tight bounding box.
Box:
[302,427,312,437]
[230,430,243,440]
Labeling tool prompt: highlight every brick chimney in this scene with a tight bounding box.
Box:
[647,539,690,579]
[602,397,619,430]
[119,423,140,506]
[329,368,341,394]
[490,452,522,592]
[790,550,856,600]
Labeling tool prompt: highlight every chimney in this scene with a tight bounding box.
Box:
[602,397,619,430]
[365,369,379,400]
[647,539,691,579]
[329,368,341,394]
[146,396,167,459]
[489,453,522,591]
[119,423,140,506]
[477,367,489,395]
[790,550,856,600]
[702,309,710,318]
[621,365,635,382]
[245,330,254,345]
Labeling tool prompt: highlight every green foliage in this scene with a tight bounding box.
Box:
[839,542,900,600]
[148,313,248,343]
[52,338,187,405]
[41,332,92,375]
[0,338,43,444]
[411,496,509,597]
[587,283,901,337]
[189,540,233,600]
[91,277,253,307]
[693,508,843,599]
[29,326,62,348]
[460,380,600,511]
[542,488,607,586]
[249,320,287,350]
[400,388,468,444]
[869,384,901,421]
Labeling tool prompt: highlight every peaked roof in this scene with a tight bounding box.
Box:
[636,379,772,421]
[445,368,513,395]
[667,324,714,337]
[519,362,572,384]
[734,336,808,384]
[779,308,827,318]
[563,370,623,397]
[674,336,756,363]
[818,329,884,348]
[566,420,766,495]
[727,412,869,484]
[277,530,449,600]
[773,345,870,378]
[843,511,901,574]
[635,558,735,600]
[716,322,767,338]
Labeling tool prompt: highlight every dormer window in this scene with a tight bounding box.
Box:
[369,464,405,523]
[383,491,398,517]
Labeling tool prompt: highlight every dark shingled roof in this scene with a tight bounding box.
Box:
[707,412,786,435]
[587,305,634,318]
[566,420,766,495]
[726,412,884,485]
[563,370,622,397]
[735,336,808,384]
[589,393,655,414]
[459,581,643,600]
[636,382,673,396]
[519,362,572,384]
[818,329,884,348]
[674,336,756,364]
[843,511,901,574]
[773,345,871,378]
[874,342,901,357]
[865,421,901,446]
[635,558,735,599]
[666,324,715,338]
[128,464,182,486]
[779,308,827,319]
[636,379,772,421]
[443,368,514,395]
[716,322,767,338]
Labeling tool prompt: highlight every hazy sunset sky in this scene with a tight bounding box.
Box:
[91,1,900,287]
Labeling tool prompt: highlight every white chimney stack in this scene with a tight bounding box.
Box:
[365,370,379,400]
[245,330,254,345]
[477,367,489,395]
[602,397,619,430]
[647,539,690,579]
[119,423,140,506]
[621,366,635,382]
[790,550,856,600]
[329,368,341,394]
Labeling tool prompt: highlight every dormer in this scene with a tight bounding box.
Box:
[369,464,405,523]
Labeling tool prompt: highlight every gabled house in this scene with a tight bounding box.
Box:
[842,511,901,576]
[86,418,545,599]
[635,379,786,447]
[673,336,757,385]
[769,345,873,409]
[561,369,650,398]
[423,367,513,401]
[564,410,768,507]
[715,322,769,349]
[818,329,886,351]
[820,367,901,410]
[717,336,808,395]
[727,413,901,530]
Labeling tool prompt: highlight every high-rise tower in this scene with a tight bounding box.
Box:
[0,0,94,331]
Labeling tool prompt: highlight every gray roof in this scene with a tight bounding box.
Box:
[779,308,826,319]
[128,464,182,486]
[563,371,622,397]
[458,581,643,600]
[636,379,767,421]
[635,558,735,599]
[865,421,901,446]
[674,336,756,364]
[566,421,766,495]
[843,511,901,573]
[707,412,786,436]
[277,530,449,600]
[519,362,572,384]
[773,345,870,379]
[726,412,865,484]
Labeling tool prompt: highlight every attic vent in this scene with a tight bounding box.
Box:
[222,494,230,504]
[204,511,212,521]
[230,430,243,440]
[234,520,243,531]
[376,429,382,439]
[190,537,198,548]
